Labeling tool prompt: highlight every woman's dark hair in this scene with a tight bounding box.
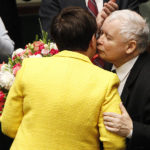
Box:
[50,7,97,51]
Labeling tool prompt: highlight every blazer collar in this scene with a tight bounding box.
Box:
[54,50,92,64]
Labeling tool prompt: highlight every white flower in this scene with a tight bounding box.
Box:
[12,48,24,58]
[0,71,15,90]
[49,43,58,50]
[0,64,12,73]
[41,49,50,55]
[44,44,49,50]
[29,54,42,58]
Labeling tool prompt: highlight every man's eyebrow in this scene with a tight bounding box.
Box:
[103,29,113,38]
[107,32,113,38]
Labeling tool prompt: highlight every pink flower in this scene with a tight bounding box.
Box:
[33,41,45,52]
[0,91,5,102]
[12,55,17,60]
[41,49,49,56]
[34,51,41,55]
[50,49,59,55]
[0,91,5,115]
[33,41,43,47]
[34,46,39,51]
[13,63,21,76]
[39,45,44,50]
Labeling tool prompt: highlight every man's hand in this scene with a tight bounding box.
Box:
[103,103,133,137]
[96,0,118,29]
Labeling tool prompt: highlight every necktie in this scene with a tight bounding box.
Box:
[88,0,98,17]
[112,69,116,73]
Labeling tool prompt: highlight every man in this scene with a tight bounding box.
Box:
[39,0,120,38]
[1,7,125,150]
[97,9,150,149]
[39,0,141,68]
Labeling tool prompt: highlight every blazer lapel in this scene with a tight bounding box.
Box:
[121,52,147,106]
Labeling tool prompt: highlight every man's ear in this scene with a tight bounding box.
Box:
[126,40,137,54]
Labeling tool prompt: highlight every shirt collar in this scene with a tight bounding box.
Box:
[112,56,139,82]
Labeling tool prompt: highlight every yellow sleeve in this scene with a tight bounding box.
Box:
[99,74,125,150]
[1,60,26,138]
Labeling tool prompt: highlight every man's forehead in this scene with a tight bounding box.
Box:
[102,19,121,31]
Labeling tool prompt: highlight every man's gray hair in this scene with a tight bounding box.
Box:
[106,10,149,53]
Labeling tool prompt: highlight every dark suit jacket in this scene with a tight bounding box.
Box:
[105,52,150,150]
[39,0,140,38]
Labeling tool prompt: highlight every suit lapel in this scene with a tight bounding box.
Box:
[121,52,147,106]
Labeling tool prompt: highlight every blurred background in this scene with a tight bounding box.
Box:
[140,0,150,38]
[16,0,41,48]
[15,0,150,48]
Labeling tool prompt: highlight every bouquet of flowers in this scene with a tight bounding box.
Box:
[0,35,59,115]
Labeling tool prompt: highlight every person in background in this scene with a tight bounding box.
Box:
[0,17,14,63]
[0,17,14,150]
[39,0,119,38]
[1,7,125,150]
[39,0,143,39]
[39,0,146,68]
[0,0,23,49]
[97,9,150,150]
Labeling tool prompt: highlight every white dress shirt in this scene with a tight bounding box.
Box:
[112,56,138,96]
[85,0,103,12]
[112,56,138,138]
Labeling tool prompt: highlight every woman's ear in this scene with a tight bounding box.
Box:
[90,34,97,49]
[87,34,97,58]
[126,40,137,54]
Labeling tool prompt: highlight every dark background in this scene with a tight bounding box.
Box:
[17,0,41,48]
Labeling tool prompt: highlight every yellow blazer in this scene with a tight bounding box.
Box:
[1,50,125,150]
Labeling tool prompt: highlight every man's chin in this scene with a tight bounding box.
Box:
[98,53,112,63]
[98,52,105,59]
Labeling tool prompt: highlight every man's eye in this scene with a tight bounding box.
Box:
[96,31,103,39]
[99,31,103,36]
[106,35,111,40]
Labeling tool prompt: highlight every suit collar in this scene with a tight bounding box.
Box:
[54,50,92,64]
[121,52,148,106]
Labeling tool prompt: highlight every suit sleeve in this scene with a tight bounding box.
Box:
[98,74,125,150]
[39,0,60,38]
[0,17,14,59]
[1,61,26,138]
[127,95,150,148]
[139,0,149,3]
[127,121,150,147]
[118,0,139,13]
